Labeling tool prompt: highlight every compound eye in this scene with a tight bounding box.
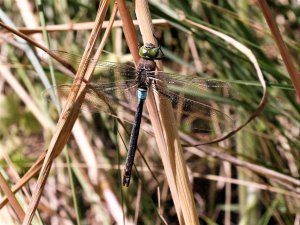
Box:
[148,47,159,58]
[139,46,149,58]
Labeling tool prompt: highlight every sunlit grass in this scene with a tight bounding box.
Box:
[0,1,299,224]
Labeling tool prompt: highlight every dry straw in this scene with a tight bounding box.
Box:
[21,1,111,224]
[0,0,299,224]
[135,1,200,225]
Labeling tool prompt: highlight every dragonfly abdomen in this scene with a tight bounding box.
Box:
[123,89,147,186]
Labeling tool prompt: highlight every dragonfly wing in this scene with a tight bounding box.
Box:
[50,50,137,81]
[154,71,233,99]
[44,51,148,124]
[85,82,139,116]
[43,80,140,123]
[151,79,236,141]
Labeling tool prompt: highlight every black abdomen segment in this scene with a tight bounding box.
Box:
[123,89,147,186]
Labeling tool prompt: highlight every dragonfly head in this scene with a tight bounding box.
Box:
[139,43,163,60]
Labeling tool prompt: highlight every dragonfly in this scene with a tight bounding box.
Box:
[45,43,235,186]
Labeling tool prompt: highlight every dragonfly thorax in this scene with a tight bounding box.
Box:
[136,58,156,89]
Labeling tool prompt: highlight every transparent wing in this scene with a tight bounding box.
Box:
[44,50,141,120]
[154,71,232,96]
[48,51,228,90]
[44,80,235,141]
[148,72,236,140]
[46,50,237,140]
[43,80,139,119]
[50,50,137,81]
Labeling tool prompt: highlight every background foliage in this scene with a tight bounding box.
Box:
[0,0,299,224]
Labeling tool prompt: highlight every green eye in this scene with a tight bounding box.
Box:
[139,45,160,59]
[139,46,148,58]
[148,47,159,58]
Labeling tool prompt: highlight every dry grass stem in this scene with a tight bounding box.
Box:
[184,138,300,188]
[194,174,300,199]
[257,0,300,100]
[0,153,45,209]
[136,1,200,225]
[0,173,25,222]
[0,21,77,74]
[116,0,140,63]
[17,19,169,34]
[21,1,111,224]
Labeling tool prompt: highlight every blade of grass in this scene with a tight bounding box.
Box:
[182,17,267,145]
[63,145,81,225]
[36,0,61,111]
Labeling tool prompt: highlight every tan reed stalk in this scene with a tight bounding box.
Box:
[135,1,200,225]
[0,173,25,222]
